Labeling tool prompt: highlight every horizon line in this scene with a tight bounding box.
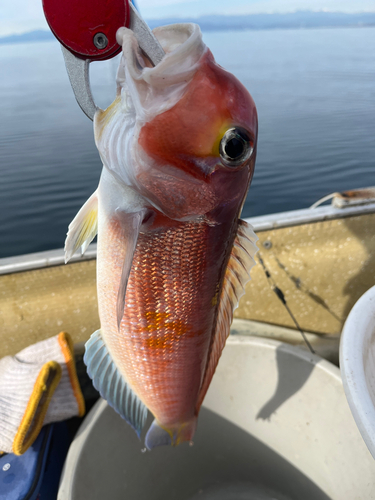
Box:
[146,9,375,20]
[2,10,375,39]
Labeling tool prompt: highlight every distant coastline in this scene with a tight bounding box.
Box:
[148,11,375,31]
[1,11,375,45]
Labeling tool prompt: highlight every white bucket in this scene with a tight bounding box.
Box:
[340,284,375,460]
[58,336,375,500]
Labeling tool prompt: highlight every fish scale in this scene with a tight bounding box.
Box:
[118,219,218,424]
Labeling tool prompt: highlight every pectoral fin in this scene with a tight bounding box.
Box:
[115,209,147,329]
[64,191,98,263]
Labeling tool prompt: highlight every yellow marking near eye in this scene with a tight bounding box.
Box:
[211,122,232,157]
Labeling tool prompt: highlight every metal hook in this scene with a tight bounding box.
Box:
[61,3,165,121]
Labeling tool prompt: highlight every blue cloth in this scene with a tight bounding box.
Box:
[0,425,53,500]
[0,422,71,500]
[38,422,70,499]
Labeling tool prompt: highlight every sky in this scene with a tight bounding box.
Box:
[1,0,375,37]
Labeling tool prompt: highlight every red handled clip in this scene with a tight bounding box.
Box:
[42,0,165,119]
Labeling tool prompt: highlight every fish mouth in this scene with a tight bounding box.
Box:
[95,23,210,203]
[115,23,207,120]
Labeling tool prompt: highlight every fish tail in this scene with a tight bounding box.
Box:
[145,417,197,450]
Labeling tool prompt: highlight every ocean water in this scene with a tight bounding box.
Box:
[0,27,374,258]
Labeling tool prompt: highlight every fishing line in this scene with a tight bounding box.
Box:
[273,255,342,322]
[257,254,316,354]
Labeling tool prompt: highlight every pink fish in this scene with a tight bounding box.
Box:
[65,23,258,448]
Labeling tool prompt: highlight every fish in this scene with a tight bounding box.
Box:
[64,23,258,449]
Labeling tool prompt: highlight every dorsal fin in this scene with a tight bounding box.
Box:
[84,330,148,436]
[196,220,258,410]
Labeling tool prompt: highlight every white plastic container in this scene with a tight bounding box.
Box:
[59,336,375,500]
[340,284,375,459]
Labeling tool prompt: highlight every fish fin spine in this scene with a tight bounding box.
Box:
[196,219,258,410]
[84,330,148,437]
[64,190,98,263]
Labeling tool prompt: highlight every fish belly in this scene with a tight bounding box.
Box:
[98,217,231,427]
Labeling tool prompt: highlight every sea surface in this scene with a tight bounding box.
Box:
[0,27,374,258]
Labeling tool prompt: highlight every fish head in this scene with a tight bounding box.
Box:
[95,24,257,223]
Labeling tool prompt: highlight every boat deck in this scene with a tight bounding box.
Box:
[1,203,374,361]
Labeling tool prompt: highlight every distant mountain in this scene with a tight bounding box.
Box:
[148,11,375,31]
[0,30,54,45]
[1,11,375,45]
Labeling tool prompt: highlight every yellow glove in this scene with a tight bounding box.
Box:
[0,332,85,455]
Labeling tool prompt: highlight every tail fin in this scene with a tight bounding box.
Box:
[145,418,197,450]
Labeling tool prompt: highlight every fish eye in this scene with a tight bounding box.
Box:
[219,127,254,167]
